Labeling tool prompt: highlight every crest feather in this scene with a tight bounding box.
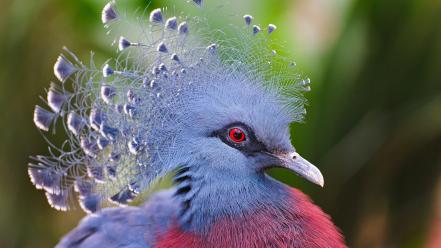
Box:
[30,1,309,213]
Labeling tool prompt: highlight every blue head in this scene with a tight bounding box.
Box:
[169,67,323,183]
[165,63,323,230]
[29,2,320,215]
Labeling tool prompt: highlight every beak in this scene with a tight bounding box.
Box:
[272,152,324,187]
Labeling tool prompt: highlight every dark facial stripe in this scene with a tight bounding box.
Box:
[210,122,268,155]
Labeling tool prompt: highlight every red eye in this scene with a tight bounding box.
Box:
[229,127,246,143]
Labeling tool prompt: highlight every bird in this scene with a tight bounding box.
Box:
[29,1,346,247]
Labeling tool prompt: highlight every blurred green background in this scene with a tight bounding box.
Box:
[1,0,441,247]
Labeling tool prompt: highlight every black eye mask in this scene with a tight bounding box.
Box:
[210,122,268,155]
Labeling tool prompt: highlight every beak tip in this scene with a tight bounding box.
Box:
[319,181,325,188]
[315,173,325,188]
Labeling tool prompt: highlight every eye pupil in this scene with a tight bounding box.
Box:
[229,128,246,143]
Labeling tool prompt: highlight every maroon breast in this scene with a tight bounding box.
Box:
[156,188,346,248]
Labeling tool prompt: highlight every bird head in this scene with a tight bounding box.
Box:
[29,2,320,213]
[170,75,323,188]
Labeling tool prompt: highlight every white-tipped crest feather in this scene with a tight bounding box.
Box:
[30,0,309,213]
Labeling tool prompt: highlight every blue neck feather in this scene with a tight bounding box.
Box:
[172,165,291,233]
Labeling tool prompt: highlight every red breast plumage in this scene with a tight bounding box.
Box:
[157,189,345,248]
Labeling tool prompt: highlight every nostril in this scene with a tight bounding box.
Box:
[290,152,298,160]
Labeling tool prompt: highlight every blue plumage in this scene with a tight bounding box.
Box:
[57,190,177,248]
[28,1,345,247]
[30,1,309,213]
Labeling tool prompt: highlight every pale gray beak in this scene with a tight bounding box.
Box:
[276,152,324,187]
